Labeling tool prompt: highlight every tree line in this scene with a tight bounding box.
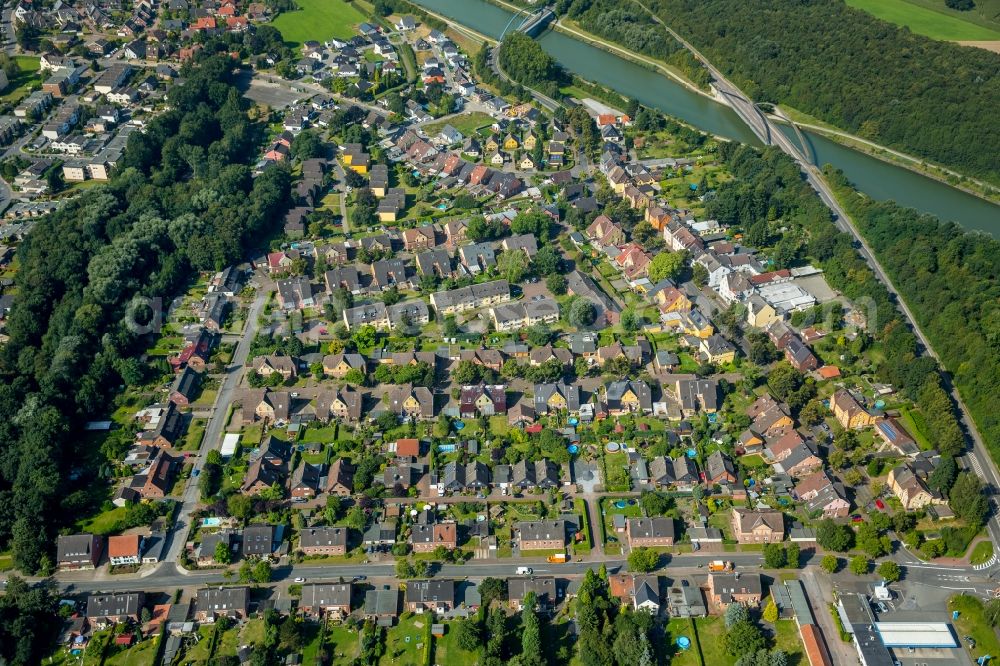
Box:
[0,55,291,574]
[825,165,1000,467]
[634,0,1000,185]
[708,142,971,500]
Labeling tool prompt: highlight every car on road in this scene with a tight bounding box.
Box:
[294,577,305,583]
[876,601,889,614]
[354,575,366,581]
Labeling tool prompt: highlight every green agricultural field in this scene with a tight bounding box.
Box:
[270,0,368,47]
[845,0,1000,40]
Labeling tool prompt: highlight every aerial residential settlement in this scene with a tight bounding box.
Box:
[0,1,997,666]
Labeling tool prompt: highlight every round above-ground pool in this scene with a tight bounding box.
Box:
[874,400,886,409]
[677,636,691,650]
[568,417,579,426]
[687,448,697,458]
[453,420,465,430]
[615,500,628,509]
[606,442,620,452]
[568,444,579,454]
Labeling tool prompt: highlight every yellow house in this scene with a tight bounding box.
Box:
[349,160,369,175]
[484,135,500,153]
[519,155,536,170]
[523,133,537,150]
[656,287,692,313]
[746,296,778,328]
[547,392,567,410]
[700,335,736,365]
[378,209,399,223]
[681,310,714,339]
[831,389,877,429]
[402,394,421,416]
[502,134,520,151]
[888,464,937,510]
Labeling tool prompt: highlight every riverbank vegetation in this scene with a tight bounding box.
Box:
[553,0,711,89]
[824,165,1000,465]
[708,142,969,489]
[619,0,1000,187]
[497,32,568,99]
[0,56,290,573]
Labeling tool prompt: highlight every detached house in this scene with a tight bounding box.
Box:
[57,534,103,570]
[517,520,566,551]
[888,463,938,510]
[832,390,877,430]
[299,527,349,556]
[708,573,763,608]
[731,508,784,544]
[625,517,675,548]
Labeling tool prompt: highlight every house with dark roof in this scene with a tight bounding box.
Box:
[87,592,145,627]
[705,450,737,485]
[602,380,652,415]
[731,508,784,544]
[195,587,250,621]
[57,534,103,570]
[169,366,200,406]
[405,579,455,613]
[511,459,559,490]
[507,576,557,611]
[459,384,506,417]
[242,524,276,558]
[299,527,349,556]
[300,583,352,619]
[534,382,581,415]
[625,517,675,548]
[708,573,763,608]
[517,520,566,551]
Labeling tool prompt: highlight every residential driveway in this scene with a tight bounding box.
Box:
[572,460,600,495]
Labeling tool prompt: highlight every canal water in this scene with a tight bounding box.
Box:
[412,0,1000,235]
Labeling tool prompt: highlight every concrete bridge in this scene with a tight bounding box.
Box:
[500,6,556,39]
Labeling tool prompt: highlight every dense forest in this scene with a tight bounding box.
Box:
[497,32,569,99]
[552,0,711,88]
[559,0,1000,186]
[0,55,290,574]
[825,167,1000,462]
[707,144,966,465]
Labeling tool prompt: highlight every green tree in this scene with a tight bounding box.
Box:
[950,472,988,528]
[849,555,870,576]
[627,547,659,572]
[816,518,854,552]
[763,543,787,568]
[877,560,901,583]
[762,597,779,623]
[214,541,232,565]
[648,251,686,282]
[820,554,839,573]
[546,273,567,295]
[724,620,766,658]
[455,617,481,652]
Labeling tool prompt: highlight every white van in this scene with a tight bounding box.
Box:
[516,567,533,575]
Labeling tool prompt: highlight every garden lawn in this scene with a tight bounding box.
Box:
[423,111,494,137]
[771,619,805,665]
[970,540,994,565]
[382,613,426,666]
[694,616,731,665]
[270,0,367,46]
[78,506,127,535]
[845,0,1000,40]
[665,617,702,666]
[949,594,1000,661]
[105,636,159,666]
[326,623,360,665]
[434,623,478,664]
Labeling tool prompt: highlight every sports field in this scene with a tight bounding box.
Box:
[270,0,368,46]
[845,0,1000,40]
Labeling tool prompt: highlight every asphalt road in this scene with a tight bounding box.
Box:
[160,283,272,566]
[634,0,1000,572]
